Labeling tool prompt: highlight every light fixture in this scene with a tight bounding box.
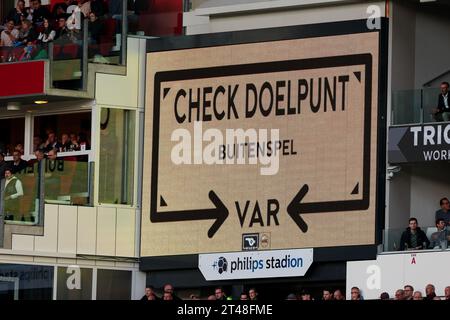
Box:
[34,100,48,105]
[7,102,21,111]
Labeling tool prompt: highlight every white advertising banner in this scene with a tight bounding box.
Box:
[347,250,450,300]
[199,249,313,281]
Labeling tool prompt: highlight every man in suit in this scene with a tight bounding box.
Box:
[436,81,450,121]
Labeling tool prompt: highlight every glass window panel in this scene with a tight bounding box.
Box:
[96,269,132,300]
[99,108,135,205]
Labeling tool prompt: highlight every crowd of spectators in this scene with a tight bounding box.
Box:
[398,198,450,251]
[139,284,450,301]
[0,0,123,62]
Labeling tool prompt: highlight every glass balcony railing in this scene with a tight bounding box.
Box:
[391,87,441,125]
[1,157,94,227]
[383,226,450,252]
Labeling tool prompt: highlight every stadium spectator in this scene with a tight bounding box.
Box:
[87,11,103,44]
[350,287,362,300]
[300,289,312,300]
[17,20,38,46]
[163,283,181,301]
[44,131,61,152]
[249,288,258,300]
[240,292,249,300]
[15,144,24,155]
[394,289,405,300]
[214,287,226,301]
[207,295,216,300]
[163,292,173,300]
[31,0,51,26]
[9,150,28,174]
[404,285,414,300]
[322,289,333,301]
[37,18,56,43]
[434,81,450,122]
[333,289,345,300]
[413,291,423,300]
[54,15,73,42]
[189,294,199,300]
[424,284,436,300]
[33,136,45,152]
[69,133,80,151]
[140,286,158,300]
[1,20,19,47]
[399,217,430,250]
[78,0,91,17]
[379,292,390,300]
[435,197,450,226]
[7,0,26,26]
[429,218,450,249]
[4,167,24,221]
[445,286,450,300]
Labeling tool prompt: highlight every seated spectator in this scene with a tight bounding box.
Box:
[322,289,333,301]
[333,289,345,300]
[445,286,450,301]
[15,144,24,155]
[78,132,90,150]
[413,291,423,300]
[1,20,20,47]
[8,150,28,174]
[350,286,362,300]
[404,285,414,300]
[88,11,104,44]
[4,167,24,221]
[43,131,61,152]
[52,2,68,18]
[214,286,227,301]
[239,292,249,300]
[394,289,405,300]
[163,283,181,301]
[33,136,45,152]
[55,15,72,42]
[249,288,259,300]
[379,292,390,300]
[424,284,436,300]
[7,0,26,27]
[140,286,158,301]
[60,133,71,151]
[68,133,80,151]
[399,217,430,250]
[17,20,38,46]
[300,289,311,300]
[162,292,173,300]
[435,197,450,226]
[37,18,56,43]
[429,218,450,249]
[31,0,51,26]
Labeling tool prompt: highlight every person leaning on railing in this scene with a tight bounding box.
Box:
[399,217,430,250]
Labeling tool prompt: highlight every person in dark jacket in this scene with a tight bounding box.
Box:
[399,217,430,250]
[434,81,450,122]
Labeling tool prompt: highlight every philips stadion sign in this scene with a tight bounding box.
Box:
[141,22,383,257]
[199,249,313,280]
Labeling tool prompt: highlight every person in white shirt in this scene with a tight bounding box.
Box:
[1,20,20,47]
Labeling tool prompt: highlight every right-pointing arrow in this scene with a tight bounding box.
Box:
[287,185,309,233]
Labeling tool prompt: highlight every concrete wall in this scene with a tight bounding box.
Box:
[414,10,450,88]
[185,0,386,35]
[8,204,138,258]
